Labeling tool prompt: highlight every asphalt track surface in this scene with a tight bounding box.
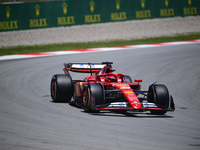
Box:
[0,43,200,150]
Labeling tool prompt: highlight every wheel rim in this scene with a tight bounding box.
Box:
[51,80,56,98]
[83,90,89,107]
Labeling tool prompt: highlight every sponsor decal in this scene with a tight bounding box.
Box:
[108,102,128,107]
[90,1,95,13]
[141,0,145,9]
[183,0,197,15]
[130,101,140,108]
[85,1,101,23]
[136,0,151,19]
[57,2,75,26]
[143,102,149,107]
[62,2,68,15]
[134,104,139,109]
[160,0,175,17]
[0,6,19,31]
[91,64,95,68]
[5,6,11,19]
[120,86,130,89]
[80,64,84,68]
[188,0,192,6]
[85,14,101,23]
[165,0,168,7]
[111,0,127,21]
[30,4,47,28]
[80,82,84,90]
[119,102,125,107]
[75,85,81,96]
[142,102,157,108]
[111,12,127,21]
[35,4,40,17]
[57,16,75,25]
[112,83,130,89]
[116,0,120,11]
[124,91,133,94]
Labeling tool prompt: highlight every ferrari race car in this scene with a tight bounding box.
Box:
[50,62,175,115]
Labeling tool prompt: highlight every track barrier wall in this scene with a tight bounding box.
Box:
[0,0,199,32]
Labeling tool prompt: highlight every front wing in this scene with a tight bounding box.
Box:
[95,102,175,112]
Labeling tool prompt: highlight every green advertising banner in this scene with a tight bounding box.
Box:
[0,3,22,31]
[108,0,130,22]
[134,0,153,19]
[182,0,199,16]
[155,0,177,18]
[0,0,199,32]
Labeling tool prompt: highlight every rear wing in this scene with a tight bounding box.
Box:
[64,63,106,73]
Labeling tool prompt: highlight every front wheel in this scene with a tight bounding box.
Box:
[82,86,91,112]
[82,83,104,112]
[148,84,169,115]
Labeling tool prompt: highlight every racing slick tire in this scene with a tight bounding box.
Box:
[50,74,73,103]
[148,84,169,115]
[82,83,104,112]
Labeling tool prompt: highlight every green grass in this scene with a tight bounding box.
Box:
[0,32,200,56]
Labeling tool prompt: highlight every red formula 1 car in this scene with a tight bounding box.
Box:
[50,62,175,115]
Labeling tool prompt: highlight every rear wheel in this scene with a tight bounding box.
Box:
[148,84,169,115]
[50,74,73,103]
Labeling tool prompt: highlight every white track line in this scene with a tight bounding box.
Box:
[0,40,200,61]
